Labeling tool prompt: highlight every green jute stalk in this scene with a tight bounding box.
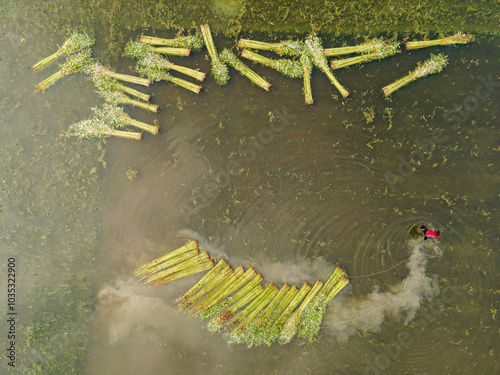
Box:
[140,35,204,52]
[278,280,323,344]
[32,31,94,71]
[179,264,234,310]
[207,284,263,333]
[138,249,199,280]
[405,32,474,50]
[36,49,93,92]
[68,118,142,141]
[296,274,349,342]
[192,267,258,316]
[151,252,213,286]
[91,75,150,102]
[135,63,202,94]
[244,283,292,347]
[201,271,263,322]
[84,61,151,86]
[319,267,345,297]
[324,276,349,305]
[324,38,386,57]
[381,53,448,97]
[144,252,211,285]
[300,54,314,105]
[304,35,349,98]
[200,24,230,85]
[265,283,312,345]
[151,259,215,287]
[220,49,271,91]
[93,103,159,136]
[135,240,198,277]
[240,49,303,79]
[237,38,304,57]
[188,266,245,316]
[330,41,399,70]
[125,41,206,82]
[176,259,230,304]
[255,285,299,346]
[225,284,278,344]
[226,284,277,329]
[153,47,191,56]
[98,89,159,113]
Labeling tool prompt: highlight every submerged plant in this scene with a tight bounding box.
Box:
[32,31,94,71]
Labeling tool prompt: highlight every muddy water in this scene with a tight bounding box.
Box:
[0,14,498,375]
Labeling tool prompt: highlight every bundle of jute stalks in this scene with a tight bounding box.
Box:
[134,240,350,346]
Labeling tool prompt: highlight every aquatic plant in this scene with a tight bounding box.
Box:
[125,41,206,81]
[304,35,349,98]
[93,104,159,135]
[381,53,448,97]
[237,38,304,57]
[330,41,399,70]
[324,38,386,57]
[200,24,230,85]
[240,49,303,79]
[84,61,151,86]
[35,49,92,92]
[141,34,204,52]
[220,49,271,91]
[405,32,474,50]
[152,46,192,56]
[32,31,94,71]
[68,118,142,140]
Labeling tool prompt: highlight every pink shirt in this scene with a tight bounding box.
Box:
[426,230,440,238]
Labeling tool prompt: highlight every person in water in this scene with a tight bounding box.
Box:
[420,226,440,241]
